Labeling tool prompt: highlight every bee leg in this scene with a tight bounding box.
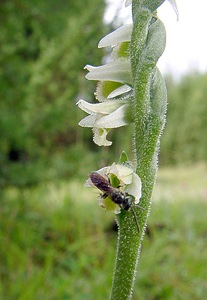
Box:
[102,192,108,199]
[131,206,140,233]
[135,204,144,210]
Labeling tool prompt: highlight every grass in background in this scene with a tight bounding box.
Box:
[0,164,207,299]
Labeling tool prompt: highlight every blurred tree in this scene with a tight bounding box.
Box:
[0,0,106,186]
[160,72,207,165]
[27,3,106,153]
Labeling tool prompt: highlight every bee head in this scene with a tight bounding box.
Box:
[121,193,135,210]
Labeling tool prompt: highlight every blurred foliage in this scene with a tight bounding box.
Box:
[1,165,207,299]
[160,73,207,165]
[0,0,106,187]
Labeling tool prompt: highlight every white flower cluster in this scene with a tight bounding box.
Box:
[77,12,133,146]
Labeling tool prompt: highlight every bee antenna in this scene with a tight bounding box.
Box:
[131,206,140,233]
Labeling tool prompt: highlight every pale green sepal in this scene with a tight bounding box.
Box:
[144,18,166,65]
[150,67,167,124]
[119,151,129,164]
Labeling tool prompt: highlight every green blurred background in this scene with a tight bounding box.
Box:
[1,0,207,299]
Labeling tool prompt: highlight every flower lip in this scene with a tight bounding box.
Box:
[93,128,112,146]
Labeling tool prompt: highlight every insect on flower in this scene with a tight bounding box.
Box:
[89,172,143,233]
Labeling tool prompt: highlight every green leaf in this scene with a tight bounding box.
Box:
[119,151,129,164]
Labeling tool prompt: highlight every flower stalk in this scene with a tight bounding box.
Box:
[109,1,169,299]
[77,0,178,299]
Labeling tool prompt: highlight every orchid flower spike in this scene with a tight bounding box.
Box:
[77,22,133,146]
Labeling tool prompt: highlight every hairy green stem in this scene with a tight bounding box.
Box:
[110,1,167,299]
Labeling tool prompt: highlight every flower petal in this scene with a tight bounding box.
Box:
[95,104,129,128]
[167,0,179,20]
[107,84,132,99]
[112,164,134,184]
[98,24,132,48]
[125,173,142,203]
[85,61,132,84]
[78,114,97,128]
[77,99,124,114]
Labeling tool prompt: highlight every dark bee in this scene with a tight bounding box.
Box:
[89,172,143,233]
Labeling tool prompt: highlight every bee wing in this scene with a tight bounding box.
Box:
[89,172,111,193]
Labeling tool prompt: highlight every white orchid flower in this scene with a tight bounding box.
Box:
[85,61,132,85]
[86,163,142,213]
[77,99,129,146]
